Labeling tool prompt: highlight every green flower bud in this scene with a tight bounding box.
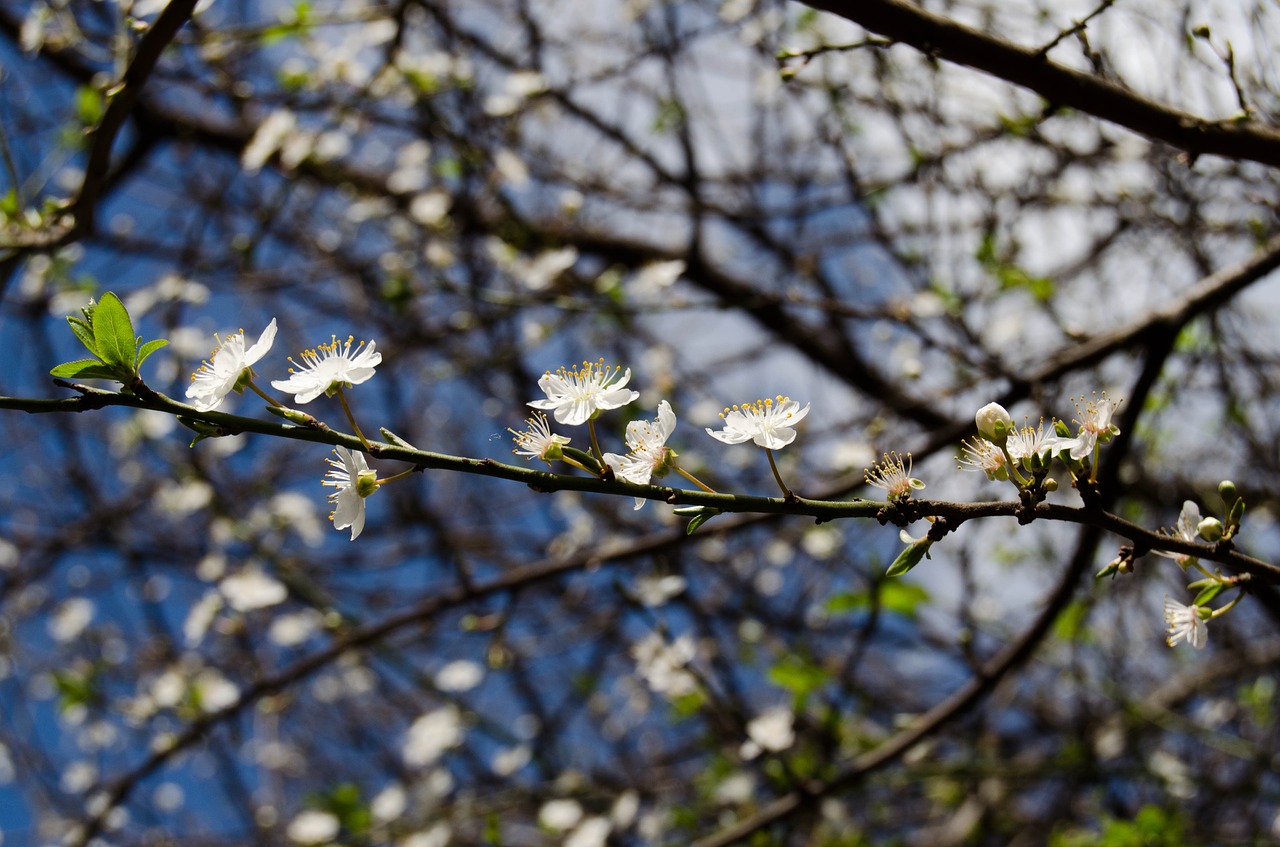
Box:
[1096,557,1123,579]
[1196,516,1223,542]
[1218,480,1237,503]
[1227,498,1246,535]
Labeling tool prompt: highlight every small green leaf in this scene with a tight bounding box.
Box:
[1053,599,1090,642]
[825,591,869,615]
[136,337,169,368]
[879,581,931,618]
[66,315,98,355]
[768,654,830,706]
[91,292,137,372]
[885,539,931,577]
[76,85,105,126]
[50,359,121,380]
[686,509,720,535]
[1192,584,1224,607]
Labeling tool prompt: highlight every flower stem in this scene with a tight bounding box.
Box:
[587,419,606,468]
[378,467,416,486]
[764,448,793,500]
[1209,591,1246,619]
[248,378,286,408]
[336,388,372,451]
[674,465,717,494]
[1000,445,1030,487]
[561,457,596,475]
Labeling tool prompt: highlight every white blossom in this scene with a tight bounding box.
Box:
[268,610,322,647]
[287,809,340,844]
[509,412,570,465]
[49,597,94,642]
[183,591,223,646]
[864,452,926,500]
[705,395,809,450]
[271,335,382,404]
[195,669,240,712]
[242,110,296,172]
[528,359,640,426]
[746,706,795,753]
[634,574,686,607]
[603,400,677,509]
[539,798,584,832]
[322,447,378,541]
[1006,420,1066,465]
[185,319,277,411]
[219,568,287,612]
[371,783,407,823]
[1164,596,1208,649]
[566,817,612,847]
[632,632,698,697]
[1061,393,1122,460]
[1154,501,1202,567]
[435,660,484,692]
[957,437,1006,479]
[403,706,463,767]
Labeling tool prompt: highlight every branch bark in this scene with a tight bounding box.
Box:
[804,0,1280,169]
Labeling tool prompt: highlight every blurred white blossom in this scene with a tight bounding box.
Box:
[539,798,583,831]
[220,568,287,612]
[287,809,340,844]
[49,598,94,642]
[435,660,484,693]
[403,706,463,767]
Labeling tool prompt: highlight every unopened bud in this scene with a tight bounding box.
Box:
[975,403,1013,444]
[1228,498,1245,531]
[1218,480,1237,503]
[267,405,319,427]
[1096,557,1123,579]
[1197,516,1223,542]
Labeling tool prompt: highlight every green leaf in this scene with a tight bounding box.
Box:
[76,85,105,126]
[825,591,869,615]
[66,315,98,356]
[1192,584,1224,607]
[52,668,99,713]
[768,654,830,706]
[1053,599,1090,642]
[686,510,719,534]
[885,539,930,577]
[50,359,122,380]
[878,581,931,618]
[136,337,169,368]
[90,292,137,372]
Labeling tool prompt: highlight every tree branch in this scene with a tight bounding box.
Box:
[1,385,1274,581]
[804,0,1280,169]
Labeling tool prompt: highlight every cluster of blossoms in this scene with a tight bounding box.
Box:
[185,320,396,540]
[181,320,1251,652]
[957,396,1250,651]
[510,359,812,513]
[959,394,1121,488]
[1148,489,1247,650]
[45,293,1257,665]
